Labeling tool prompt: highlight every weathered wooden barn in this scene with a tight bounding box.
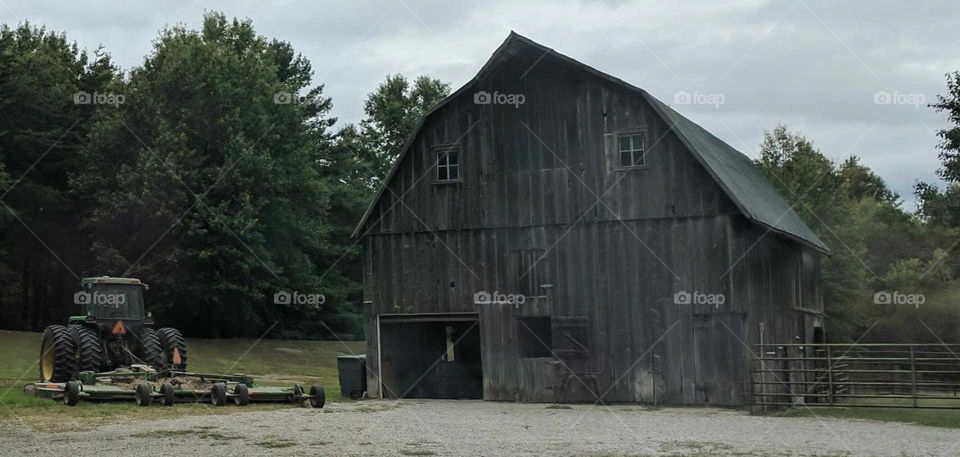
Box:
[353,32,828,406]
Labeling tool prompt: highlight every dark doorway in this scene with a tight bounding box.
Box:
[378,314,483,399]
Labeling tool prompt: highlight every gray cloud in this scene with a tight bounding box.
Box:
[4,0,956,208]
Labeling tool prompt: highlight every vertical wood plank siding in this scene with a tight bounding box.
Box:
[360,46,822,405]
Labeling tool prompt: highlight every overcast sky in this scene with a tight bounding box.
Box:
[4,0,958,208]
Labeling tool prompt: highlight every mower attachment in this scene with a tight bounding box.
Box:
[28,365,325,408]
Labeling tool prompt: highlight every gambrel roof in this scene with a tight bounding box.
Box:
[353,32,828,253]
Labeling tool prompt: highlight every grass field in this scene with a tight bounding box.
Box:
[778,397,960,428]
[0,330,365,432]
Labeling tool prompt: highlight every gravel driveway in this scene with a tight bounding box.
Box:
[2,400,959,456]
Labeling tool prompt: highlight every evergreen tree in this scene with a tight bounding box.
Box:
[74,13,339,337]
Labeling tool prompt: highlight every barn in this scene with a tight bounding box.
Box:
[352,32,828,406]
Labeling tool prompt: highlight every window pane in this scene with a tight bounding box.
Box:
[633,150,644,166]
[447,150,458,165]
[449,166,459,180]
[438,166,448,181]
[620,151,632,167]
[618,135,630,152]
[437,152,448,166]
[632,134,645,151]
[518,316,553,358]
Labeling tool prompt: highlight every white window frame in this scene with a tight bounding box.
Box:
[616,132,646,168]
[434,145,462,183]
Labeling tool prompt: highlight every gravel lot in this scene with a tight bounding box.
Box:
[2,400,959,456]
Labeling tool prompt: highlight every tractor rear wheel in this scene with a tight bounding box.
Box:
[138,328,163,369]
[39,325,77,382]
[68,324,103,373]
[157,327,187,371]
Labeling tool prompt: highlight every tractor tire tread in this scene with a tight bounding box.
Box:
[40,325,78,382]
[138,328,163,369]
[68,324,103,373]
[157,327,188,370]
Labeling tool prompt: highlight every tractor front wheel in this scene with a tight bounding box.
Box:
[39,325,77,382]
[68,324,103,373]
[138,328,163,369]
[157,328,187,371]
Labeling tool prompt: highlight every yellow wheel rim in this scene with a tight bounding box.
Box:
[41,340,55,381]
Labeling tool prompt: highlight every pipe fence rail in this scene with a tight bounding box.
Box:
[752,343,960,411]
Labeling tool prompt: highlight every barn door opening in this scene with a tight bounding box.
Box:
[378,313,483,399]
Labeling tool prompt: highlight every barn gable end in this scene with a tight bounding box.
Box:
[356,32,826,406]
[353,32,827,255]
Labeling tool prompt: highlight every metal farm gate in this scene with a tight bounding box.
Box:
[752,343,960,410]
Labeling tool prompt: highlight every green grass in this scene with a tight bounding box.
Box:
[0,329,364,431]
[254,436,298,448]
[780,404,960,428]
[132,428,241,441]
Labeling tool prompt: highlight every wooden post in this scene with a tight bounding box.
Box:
[758,340,766,414]
[910,345,918,408]
[826,345,834,406]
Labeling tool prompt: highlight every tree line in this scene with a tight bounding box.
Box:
[2,12,960,343]
[0,13,448,338]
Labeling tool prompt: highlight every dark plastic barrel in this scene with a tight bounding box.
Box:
[336,354,367,399]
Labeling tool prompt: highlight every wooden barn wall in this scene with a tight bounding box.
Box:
[363,215,763,404]
[724,217,825,404]
[360,46,819,406]
[356,49,737,238]
[726,217,824,346]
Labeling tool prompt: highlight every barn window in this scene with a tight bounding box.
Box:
[436,147,461,182]
[518,316,553,358]
[617,133,645,167]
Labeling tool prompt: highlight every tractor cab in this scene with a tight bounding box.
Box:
[70,277,153,326]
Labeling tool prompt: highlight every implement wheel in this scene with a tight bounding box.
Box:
[68,325,103,373]
[39,325,77,382]
[157,328,188,371]
[234,384,250,406]
[63,381,80,406]
[160,383,176,406]
[210,383,227,407]
[309,385,325,409]
[135,383,153,407]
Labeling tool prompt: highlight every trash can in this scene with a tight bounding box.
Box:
[337,355,367,399]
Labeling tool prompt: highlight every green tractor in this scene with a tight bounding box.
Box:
[39,277,188,382]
